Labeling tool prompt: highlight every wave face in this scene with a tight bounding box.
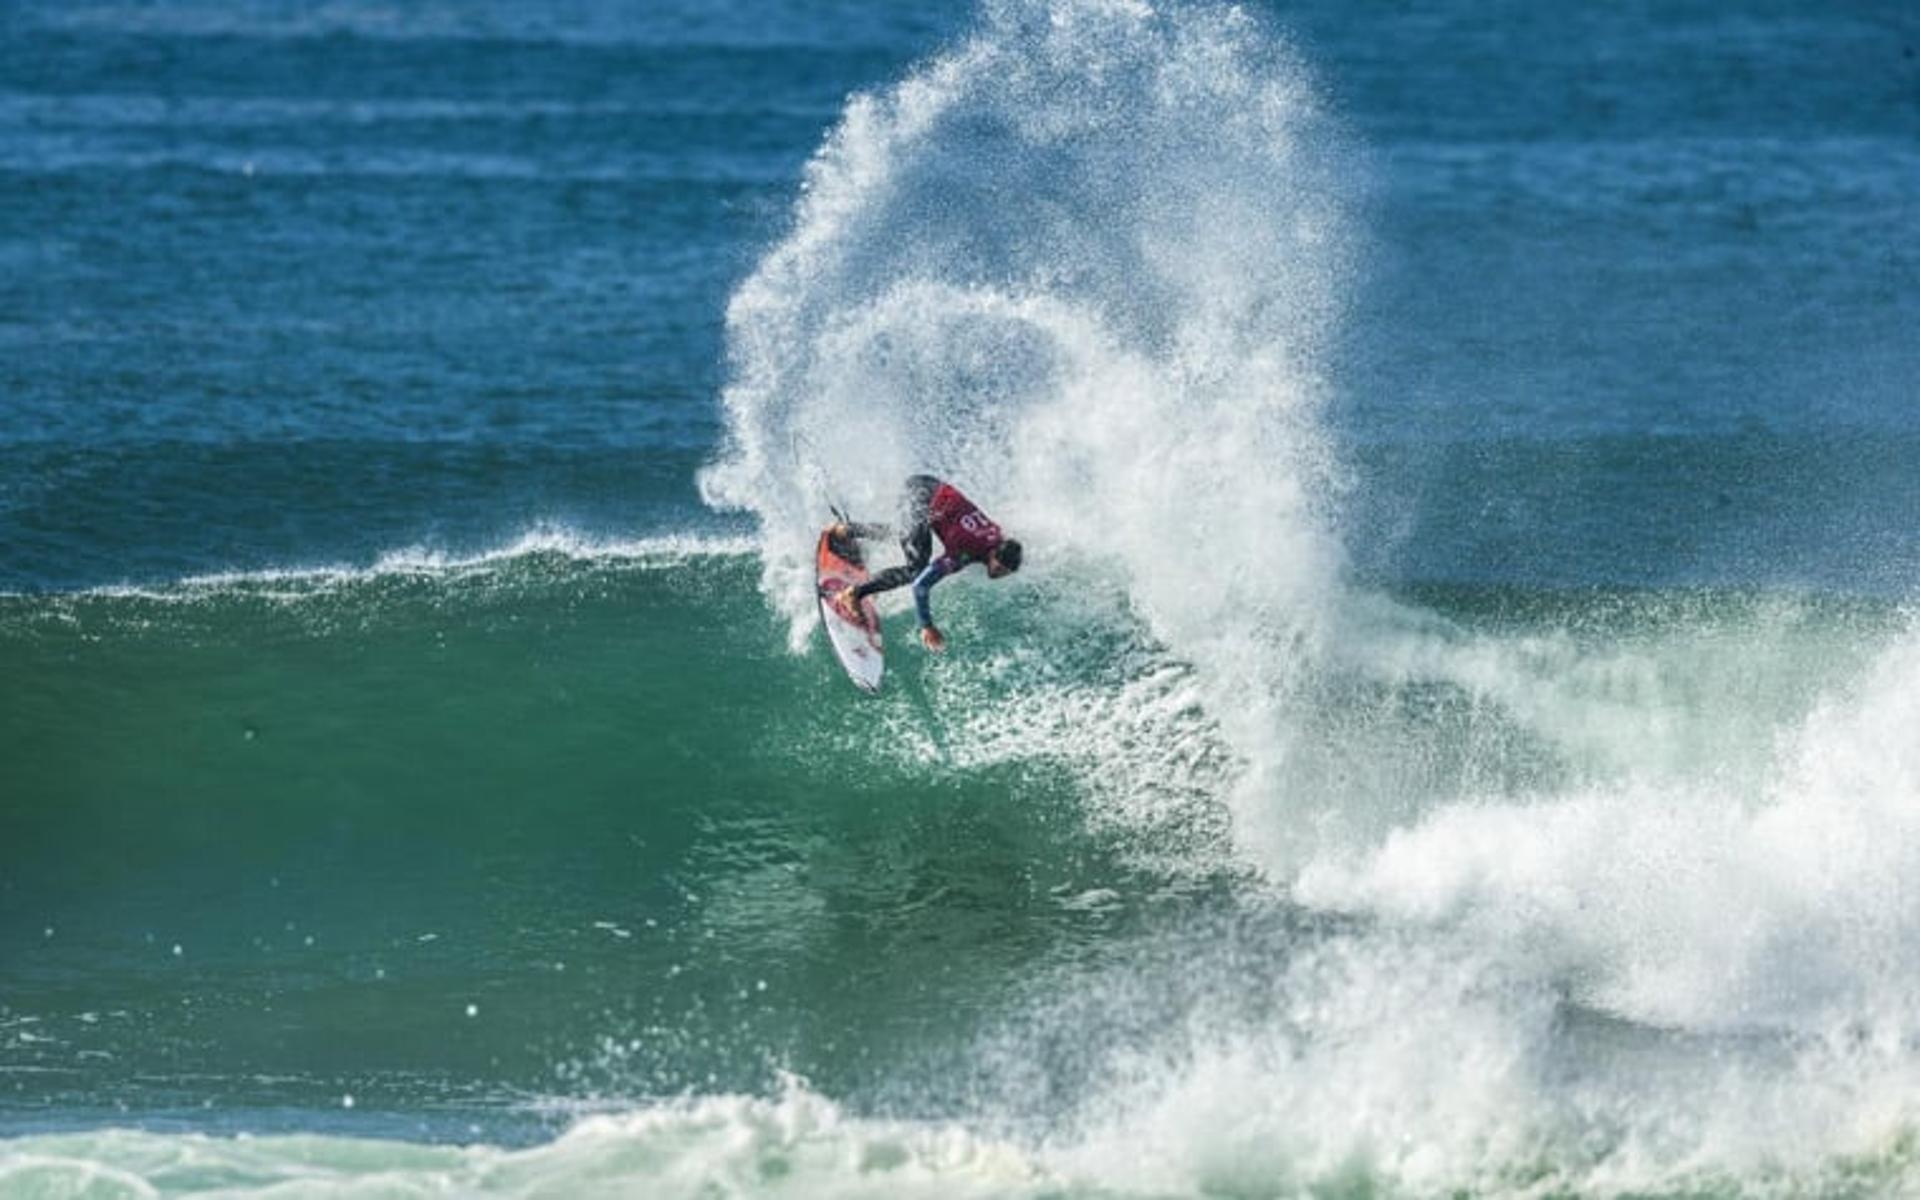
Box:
[8,0,1920,1196]
[6,543,1917,1197]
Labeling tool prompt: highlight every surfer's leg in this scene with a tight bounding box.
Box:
[852,476,938,599]
[854,521,931,598]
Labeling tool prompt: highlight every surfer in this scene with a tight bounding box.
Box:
[830,475,1022,653]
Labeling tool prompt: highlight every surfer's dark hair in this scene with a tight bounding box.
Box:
[997,539,1023,572]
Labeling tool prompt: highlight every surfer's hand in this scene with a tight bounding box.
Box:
[919,625,947,653]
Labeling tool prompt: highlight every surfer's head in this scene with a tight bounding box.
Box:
[987,538,1022,578]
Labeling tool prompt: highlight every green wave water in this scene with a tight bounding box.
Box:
[7,532,1918,1195]
[2,539,1204,1114]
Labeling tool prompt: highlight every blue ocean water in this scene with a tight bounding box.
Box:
[3,1,1919,1195]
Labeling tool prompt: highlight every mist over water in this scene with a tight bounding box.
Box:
[704,0,1349,627]
[699,0,1920,1192]
[703,0,1359,880]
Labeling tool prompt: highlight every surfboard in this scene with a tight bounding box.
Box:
[816,527,884,693]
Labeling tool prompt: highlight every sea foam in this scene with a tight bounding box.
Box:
[697,0,1920,1191]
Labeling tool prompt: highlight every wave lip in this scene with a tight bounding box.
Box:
[3,525,758,603]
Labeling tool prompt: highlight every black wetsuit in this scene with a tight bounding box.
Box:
[847,475,942,601]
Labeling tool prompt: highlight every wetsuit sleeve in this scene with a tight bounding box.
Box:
[911,559,954,627]
[844,521,892,540]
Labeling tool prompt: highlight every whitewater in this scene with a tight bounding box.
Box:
[5,0,1918,1196]
[690,0,1920,1192]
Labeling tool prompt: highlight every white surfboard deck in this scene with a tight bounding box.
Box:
[816,528,885,693]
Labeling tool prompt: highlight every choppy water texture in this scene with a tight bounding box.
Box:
[4,0,1919,1196]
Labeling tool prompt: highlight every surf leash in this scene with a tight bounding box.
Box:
[792,429,854,523]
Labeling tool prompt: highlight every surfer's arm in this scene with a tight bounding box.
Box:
[836,521,892,541]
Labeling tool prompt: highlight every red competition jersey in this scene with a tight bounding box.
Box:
[927,482,1003,565]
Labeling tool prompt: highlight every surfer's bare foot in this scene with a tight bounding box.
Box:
[833,587,864,623]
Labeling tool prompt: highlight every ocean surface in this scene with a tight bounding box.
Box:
[4,0,1919,1195]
